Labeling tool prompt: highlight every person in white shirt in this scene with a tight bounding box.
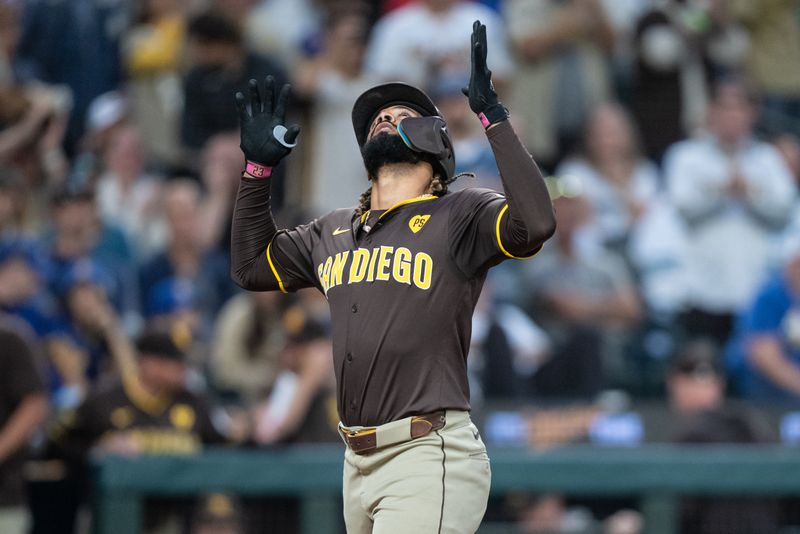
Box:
[556,102,659,250]
[664,78,797,344]
[292,5,378,217]
[365,0,512,88]
[95,125,165,258]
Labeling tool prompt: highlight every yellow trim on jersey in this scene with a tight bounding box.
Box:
[378,194,437,220]
[360,211,370,224]
[495,204,541,260]
[265,241,287,294]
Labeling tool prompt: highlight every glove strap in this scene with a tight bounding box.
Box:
[245,161,273,179]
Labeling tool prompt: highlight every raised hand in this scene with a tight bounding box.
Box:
[234,76,301,168]
[462,20,508,128]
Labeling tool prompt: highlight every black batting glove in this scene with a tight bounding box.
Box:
[462,20,508,128]
[234,76,300,167]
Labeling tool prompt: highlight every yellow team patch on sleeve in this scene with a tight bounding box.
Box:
[408,215,430,234]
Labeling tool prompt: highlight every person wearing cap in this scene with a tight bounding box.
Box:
[43,329,228,534]
[230,21,555,532]
[666,340,778,534]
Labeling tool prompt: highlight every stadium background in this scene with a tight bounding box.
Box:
[2,0,800,532]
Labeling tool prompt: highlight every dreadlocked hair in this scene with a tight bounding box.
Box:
[355,186,372,217]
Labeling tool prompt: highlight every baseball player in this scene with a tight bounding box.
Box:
[230,21,555,533]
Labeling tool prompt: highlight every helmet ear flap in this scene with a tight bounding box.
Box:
[397,117,448,157]
[397,116,455,182]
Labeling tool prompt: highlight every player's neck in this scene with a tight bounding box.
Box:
[371,163,433,210]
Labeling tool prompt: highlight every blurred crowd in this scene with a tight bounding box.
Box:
[1,0,800,532]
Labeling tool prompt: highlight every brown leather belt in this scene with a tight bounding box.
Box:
[340,411,446,455]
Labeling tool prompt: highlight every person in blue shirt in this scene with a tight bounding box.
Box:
[0,237,57,338]
[727,238,800,401]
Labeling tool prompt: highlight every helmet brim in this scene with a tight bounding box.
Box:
[352,82,440,147]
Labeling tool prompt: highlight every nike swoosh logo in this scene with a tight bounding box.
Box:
[332,227,349,236]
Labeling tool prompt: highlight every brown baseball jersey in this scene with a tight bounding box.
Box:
[48,375,225,462]
[231,120,555,427]
[0,325,44,506]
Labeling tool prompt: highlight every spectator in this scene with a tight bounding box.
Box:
[0,319,47,534]
[0,238,56,338]
[469,280,551,402]
[138,180,235,330]
[0,1,39,84]
[667,340,778,534]
[0,82,70,192]
[123,0,188,168]
[732,0,800,138]
[47,259,129,408]
[630,0,749,161]
[727,236,800,402]
[44,329,231,534]
[44,187,136,323]
[144,276,202,345]
[292,3,377,216]
[244,0,323,67]
[46,187,132,278]
[515,179,642,398]
[0,1,70,186]
[182,11,291,208]
[68,91,130,194]
[16,0,128,153]
[252,303,336,445]
[431,72,501,191]
[95,125,166,258]
[504,0,615,168]
[556,102,659,251]
[199,132,249,253]
[665,78,797,345]
[365,0,512,88]
[82,92,128,157]
[181,11,287,154]
[210,291,285,407]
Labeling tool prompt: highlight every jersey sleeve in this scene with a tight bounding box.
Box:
[448,188,536,277]
[265,219,324,293]
[230,176,321,293]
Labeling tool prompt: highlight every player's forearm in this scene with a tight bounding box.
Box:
[487,120,556,254]
[230,176,282,291]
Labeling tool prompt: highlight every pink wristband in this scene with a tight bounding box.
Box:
[245,161,272,178]
[477,112,491,129]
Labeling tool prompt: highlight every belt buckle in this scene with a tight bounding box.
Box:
[345,427,377,454]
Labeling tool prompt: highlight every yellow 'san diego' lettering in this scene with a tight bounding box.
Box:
[319,247,433,293]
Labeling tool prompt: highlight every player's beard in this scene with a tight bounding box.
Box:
[361,132,428,179]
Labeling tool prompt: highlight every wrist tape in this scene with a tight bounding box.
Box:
[245,161,272,178]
